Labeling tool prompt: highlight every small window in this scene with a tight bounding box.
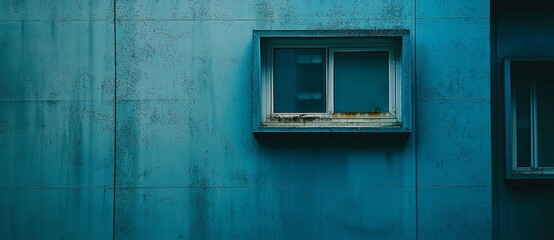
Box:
[505,59,554,178]
[252,31,412,133]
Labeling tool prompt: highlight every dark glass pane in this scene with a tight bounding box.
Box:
[516,77,531,167]
[537,79,554,167]
[273,48,326,113]
[334,51,389,113]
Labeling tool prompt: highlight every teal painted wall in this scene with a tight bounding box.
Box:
[1,1,490,239]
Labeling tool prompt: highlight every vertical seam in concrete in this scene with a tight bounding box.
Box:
[112,0,118,239]
[490,2,498,239]
[413,0,419,239]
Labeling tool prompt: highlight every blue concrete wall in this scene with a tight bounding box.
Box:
[1,1,490,239]
[415,1,491,239]
[0,1,114,239]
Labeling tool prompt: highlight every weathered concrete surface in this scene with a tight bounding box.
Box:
[114,1,417,239]
[1,0,492,239]
[416,1,491,239]
[0,1,115,239]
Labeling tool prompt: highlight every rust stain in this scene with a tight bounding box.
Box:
[332,112,390,118]
[267,114,323,122]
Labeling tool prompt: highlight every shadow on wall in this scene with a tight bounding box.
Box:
[255,133,411,151]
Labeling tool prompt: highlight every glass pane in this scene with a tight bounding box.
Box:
[334,51,389,113]
[516,77,531,167]
[536,79,554,167]
[273,48,326,113]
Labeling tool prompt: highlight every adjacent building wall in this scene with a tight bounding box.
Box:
[494,2,554,239]
[1,1,490,239]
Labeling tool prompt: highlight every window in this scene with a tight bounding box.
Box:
[505,59,554,178]
[252,31,412,133]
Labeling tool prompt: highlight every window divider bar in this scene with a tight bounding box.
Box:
[531,78,538,169]
[327,48,334,114]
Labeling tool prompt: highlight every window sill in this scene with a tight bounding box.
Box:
[507,168,554,180]
[255,114,410,134]
[253,125,411,135]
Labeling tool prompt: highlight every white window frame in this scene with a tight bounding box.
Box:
[260,38,402,129]
[505,58,554,178]
[267,45,329,119]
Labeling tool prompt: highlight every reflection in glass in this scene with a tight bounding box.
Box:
[516,77,531,167]
[537,79,554,167]
[273,48,326,113]
[334,51,389,113]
